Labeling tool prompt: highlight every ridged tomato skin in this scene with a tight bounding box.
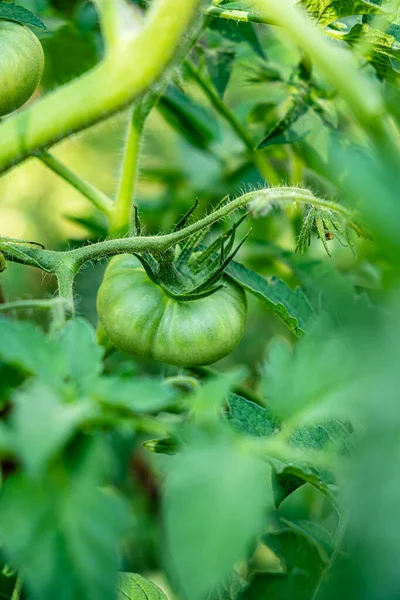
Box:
[0,21,44,117]
[97,255,247,367]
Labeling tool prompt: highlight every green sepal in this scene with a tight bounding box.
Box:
[173,198,199,232]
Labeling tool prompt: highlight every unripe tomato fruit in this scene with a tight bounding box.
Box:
[0,20,44,117]
[97,255,247,367]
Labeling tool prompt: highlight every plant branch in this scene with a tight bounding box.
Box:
[39,151,114,217]
[2,187,354,273]
[110,96,157,236]
[0,0,203,176]
[185,60,281,185]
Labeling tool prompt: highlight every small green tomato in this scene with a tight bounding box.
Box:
[97,255,247,367]
[0,20,44,117]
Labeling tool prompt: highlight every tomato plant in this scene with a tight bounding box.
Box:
[0,1,400,600]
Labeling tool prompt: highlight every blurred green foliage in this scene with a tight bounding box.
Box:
[2,0,400,599]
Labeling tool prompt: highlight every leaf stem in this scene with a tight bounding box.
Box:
[184,61,281,185]
[39,151,114,217]
[11,576,23,600]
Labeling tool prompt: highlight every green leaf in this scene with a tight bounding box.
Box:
[257,95,313,149]
[226,262,314,337]
[0,3,46,29]
[191,369,246,419]
[163,436,271,600]
[261,324,357,423]
[56,318,104,395]
[271,470,306,509]
[299,0,381,26]
[0,319,64,384]
[270,421,349,506]
[241,527,326,599]
[93,376,177,413]
[227,393,278,437]
[12,381,92,473]
[279,518,335,564]
[0,440,130,600]
[204,48,236,98]
[158,86,218,150]
[116,573,167,600]
[209,16,265,59]
[343,23,400,85]
[0,421,15,456]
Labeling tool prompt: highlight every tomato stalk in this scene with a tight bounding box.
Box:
[110,94,159,236]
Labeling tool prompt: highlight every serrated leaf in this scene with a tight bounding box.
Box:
[0,319,64,384]
[163,436,271,600]
[343,23,400,84]
[226,261,314,336]
[0,3,46,29]
[261,322,357,423]
[227,393,278,436]
[0,440,131,600]
[56,318,104,395]
[12,380,92,473]
[93,376,176,413]
[270,421,348,506]
[299,0,381,26]
[116,573,167,600]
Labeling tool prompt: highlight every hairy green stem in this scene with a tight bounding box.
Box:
[39,151,114,217]
[56,262,77,317]
[0,0,203,175]
[110,98,154,236]
[185,61,281,185]
[3,188,352,274]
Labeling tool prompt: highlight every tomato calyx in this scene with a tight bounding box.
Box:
[132,202,250,302]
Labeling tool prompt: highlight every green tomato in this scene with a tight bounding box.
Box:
[97,255,247,367]
[0,20,44,117]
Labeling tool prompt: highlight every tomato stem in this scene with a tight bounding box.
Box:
[110,95,157,236]
[39,151,114,217]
